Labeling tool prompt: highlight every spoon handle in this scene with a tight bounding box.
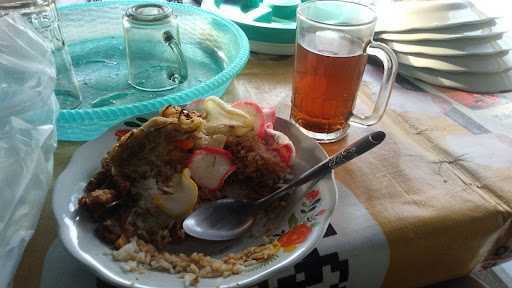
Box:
[255,131,386,205]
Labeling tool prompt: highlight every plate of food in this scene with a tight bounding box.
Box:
[53,96,338,287]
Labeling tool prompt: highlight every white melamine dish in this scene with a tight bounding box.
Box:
[385,34,511,56]
[375,20,506,41]
[53,116,338,288]
[396,51,512,73]
[399,64,512,93]
[375,0,499,32]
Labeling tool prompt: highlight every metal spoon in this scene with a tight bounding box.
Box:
[183,131,386,241]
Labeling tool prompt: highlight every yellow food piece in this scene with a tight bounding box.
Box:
[153,168,198,218]
[203,96,253,136]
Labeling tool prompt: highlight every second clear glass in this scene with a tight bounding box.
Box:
[1,0,82,110]
[123,3,188,92]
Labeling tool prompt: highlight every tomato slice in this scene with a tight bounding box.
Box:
[278,224,312,247]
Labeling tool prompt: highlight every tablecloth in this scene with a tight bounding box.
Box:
[12,52,512,287]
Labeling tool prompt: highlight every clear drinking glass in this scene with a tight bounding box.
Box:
[0,0,82,110]
[123,3,188,92]
[291,0,398,143]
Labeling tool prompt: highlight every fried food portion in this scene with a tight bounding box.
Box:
[78,107,204,249]
[224,133,289,200]
[108,107,205,181]
[78,103,292,249]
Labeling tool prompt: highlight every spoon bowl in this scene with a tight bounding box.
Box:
[183,198,254,240]
[183,131,386,241]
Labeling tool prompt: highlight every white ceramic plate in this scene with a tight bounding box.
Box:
[53,116,338,288]
[399,64,512,93]
[384,34,512,56]
[375,19,507,41]
[375,0,499,32]
[396,50,512,73]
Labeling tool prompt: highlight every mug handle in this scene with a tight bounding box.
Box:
[350,41,398,126]
[162,30,188,81]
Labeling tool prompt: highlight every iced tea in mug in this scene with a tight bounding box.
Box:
[291,1,397,143]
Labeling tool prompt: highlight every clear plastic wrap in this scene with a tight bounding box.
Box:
[0,14,58,287]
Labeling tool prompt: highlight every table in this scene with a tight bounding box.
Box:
[11,52,512,287]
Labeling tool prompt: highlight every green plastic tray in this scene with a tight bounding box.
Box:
[57,1,249,141]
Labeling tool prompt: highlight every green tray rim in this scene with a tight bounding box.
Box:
[201,0,296,44]
[57,0,250,123]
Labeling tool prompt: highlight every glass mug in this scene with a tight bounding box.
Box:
[291,0,397,143]
[123,3,188,91]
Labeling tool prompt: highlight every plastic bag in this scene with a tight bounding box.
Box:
[0,14,59,287]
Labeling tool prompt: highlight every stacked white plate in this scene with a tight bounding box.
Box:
[374,0,512,93]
